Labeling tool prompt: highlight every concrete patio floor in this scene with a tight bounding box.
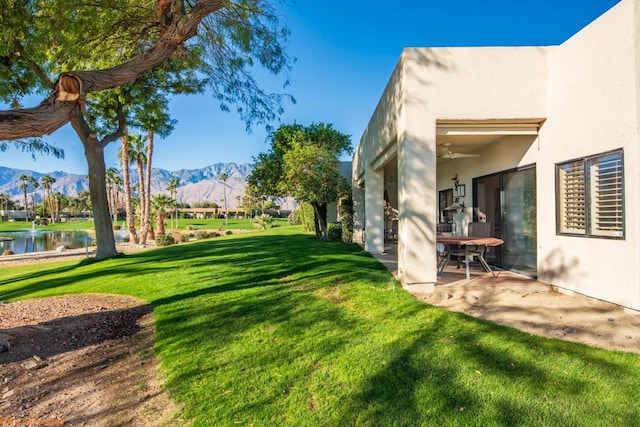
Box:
[372,243,640,353]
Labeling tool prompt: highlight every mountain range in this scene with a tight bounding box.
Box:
[0,163,286,209]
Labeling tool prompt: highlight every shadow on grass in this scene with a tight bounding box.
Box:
[3,230,638,424]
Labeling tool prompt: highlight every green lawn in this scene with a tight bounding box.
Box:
[167,217,289,231]
[1,226,639,426]
[0,217,288,233]
[0,220,95,232]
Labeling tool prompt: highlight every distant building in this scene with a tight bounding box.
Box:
[0,210,29,221]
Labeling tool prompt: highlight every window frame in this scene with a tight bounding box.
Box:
[555,149,625,239]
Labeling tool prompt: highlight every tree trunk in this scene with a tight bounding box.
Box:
[121,131,139,244]
[141,130,154,244]
[83,139,118,259]
[22,189,28,221]
[137,159,147,244]
[157,214,166,237]
[312,202,328,240]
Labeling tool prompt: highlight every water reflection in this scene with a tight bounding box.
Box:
[0,230,96,254]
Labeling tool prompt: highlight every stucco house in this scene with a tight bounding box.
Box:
[353,0,639,311]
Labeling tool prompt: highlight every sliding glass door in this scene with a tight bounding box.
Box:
[473,166,537,276]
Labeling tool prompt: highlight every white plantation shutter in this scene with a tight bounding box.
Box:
[557,150,624,238]
[589,152,624,237]
[558,161,586,234]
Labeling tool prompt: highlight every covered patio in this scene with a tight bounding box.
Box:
[371,246,640,353]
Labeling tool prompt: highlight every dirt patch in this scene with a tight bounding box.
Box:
[0,294,180,426]
[415,275,640,354]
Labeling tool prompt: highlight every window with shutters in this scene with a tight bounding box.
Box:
[556,150,624,238]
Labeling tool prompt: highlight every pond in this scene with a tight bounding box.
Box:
[0,229,129,255]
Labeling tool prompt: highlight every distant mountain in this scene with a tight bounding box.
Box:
[0,163,273,208]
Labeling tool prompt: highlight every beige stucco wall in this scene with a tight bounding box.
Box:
[353,59,403,250]
[355,0,639,309]
[538,0,639,309]
[398,47,548,288]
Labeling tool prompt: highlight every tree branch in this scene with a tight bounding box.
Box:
[0,0,228,141]
[99,103,127,148]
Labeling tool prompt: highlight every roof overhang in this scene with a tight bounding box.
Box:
[436,119,545,136]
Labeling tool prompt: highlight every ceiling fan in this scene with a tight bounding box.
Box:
[438,143,480,159]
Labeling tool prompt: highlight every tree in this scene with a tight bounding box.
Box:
[248,123,352,239]
[119,127,138,244]
[18,174,30,220]
[0,1,293,259]
[126,133,149,238]
[30,177,40,221]
[40,174,56,222]
[105,167,120,224]
[150,193,175,237]
[219,172,228,225]
[51,192,67,221]
[167,177,180,228]
[0,193,16,210]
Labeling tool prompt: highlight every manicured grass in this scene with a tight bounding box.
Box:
[1,227,639,426]
[0,218,288,233]
[0,220,94,232]
[168,217,289,231]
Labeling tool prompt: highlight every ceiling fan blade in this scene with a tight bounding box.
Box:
[449,152,480,159]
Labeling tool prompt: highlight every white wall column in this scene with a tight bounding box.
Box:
[364,167,385,254]
[397,131,438,292]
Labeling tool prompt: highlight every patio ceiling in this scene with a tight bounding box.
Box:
[435,119,545,164]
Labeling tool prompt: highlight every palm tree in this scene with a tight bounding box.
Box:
[112,173,124,222]
[18,174,30,220]
[29,177,39,220]
[220,172,228,225]
[52,192,66,220]
[105,167,120,224]
[142,129,156,243]
[40,175,56,222]
[118,128,139,244]
[128,134,150,241]
[166,177,179,228]
[66,190,92,219]
[150,193,175,237]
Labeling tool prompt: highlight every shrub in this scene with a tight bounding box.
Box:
[225,230,233,235]
[288,211,300,225]
[195,231,219,240]
[2,250,14,256]
[155,234,175,247]
[295,203,315,232]
[253,214,273,230]
[182,233,191,242]
[187,225,195,231]
[340,195,354,243]
[327,222,342,242]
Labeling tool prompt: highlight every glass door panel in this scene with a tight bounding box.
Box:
[473,166,537,276]
[502,167,537,275]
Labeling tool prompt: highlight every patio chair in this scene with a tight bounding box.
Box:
[466,222,493,267]
[437,243,448,274]
[468,221,492,237]
[447,222,494,270]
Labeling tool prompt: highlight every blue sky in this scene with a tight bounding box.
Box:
[2,0,620,174]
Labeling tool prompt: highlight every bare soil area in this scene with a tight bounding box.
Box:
[0,294,180,426]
